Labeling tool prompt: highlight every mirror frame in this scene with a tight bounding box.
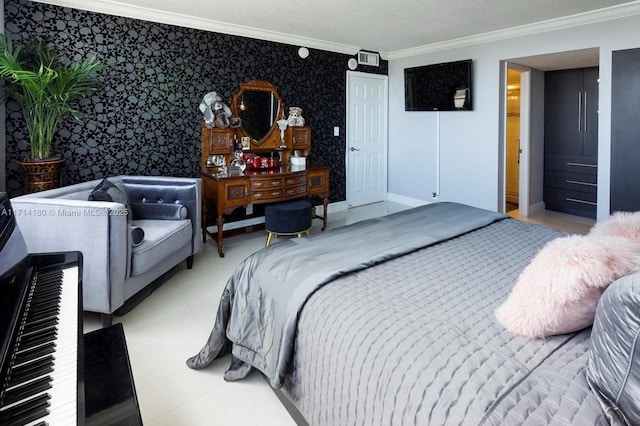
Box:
[231,80,284,147]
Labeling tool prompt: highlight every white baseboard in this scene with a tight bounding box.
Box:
[314,200,348,217]
[386,193,431,207]
[524,201,546,216]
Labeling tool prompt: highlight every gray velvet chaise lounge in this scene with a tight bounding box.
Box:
[12,175,202,326]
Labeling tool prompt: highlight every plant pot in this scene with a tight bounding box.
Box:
[16,157,65,193]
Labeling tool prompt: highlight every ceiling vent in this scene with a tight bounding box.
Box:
[357,51,379,67]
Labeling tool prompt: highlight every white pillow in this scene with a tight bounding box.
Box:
[495,234,640,338]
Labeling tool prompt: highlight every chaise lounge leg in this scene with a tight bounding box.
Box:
[101,313,113,328]
[186,255,194,269]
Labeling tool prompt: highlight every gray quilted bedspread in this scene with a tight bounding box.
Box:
[189,202,608,425]
[282,214,608,425]
[188,202,505,386]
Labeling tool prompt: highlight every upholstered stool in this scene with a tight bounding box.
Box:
[265,199,313,246]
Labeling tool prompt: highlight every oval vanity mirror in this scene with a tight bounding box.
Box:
[232,80,283,146]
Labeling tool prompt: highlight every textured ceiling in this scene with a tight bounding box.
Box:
[64,0,637,55]
[36,0,640,61]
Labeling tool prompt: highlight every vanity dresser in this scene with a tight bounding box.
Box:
[200,80,329,257]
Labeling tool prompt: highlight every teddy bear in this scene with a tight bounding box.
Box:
[199,91,241,128]
[287,106,305,127]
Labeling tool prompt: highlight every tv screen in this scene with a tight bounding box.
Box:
[404,59,472,111]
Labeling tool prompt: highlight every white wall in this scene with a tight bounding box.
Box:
[388,13,640,220]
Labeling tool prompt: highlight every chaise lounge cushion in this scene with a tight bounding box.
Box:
[130,219,192,276]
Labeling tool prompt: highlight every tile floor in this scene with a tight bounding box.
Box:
[82,201,594,425]
[507,207,595,235]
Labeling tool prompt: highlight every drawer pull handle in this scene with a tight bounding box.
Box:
[566,162,597,168]
[565,197,596,206]
[566,180,597,187]
[254,182,264,187]
[271,181,280,186]
[271,191,280,196]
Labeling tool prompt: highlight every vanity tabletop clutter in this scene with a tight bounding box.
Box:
[200,80,329,257]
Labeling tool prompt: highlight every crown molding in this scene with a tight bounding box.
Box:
[30,0,362,56]
[28,0,640,61]
[386,1,640,60]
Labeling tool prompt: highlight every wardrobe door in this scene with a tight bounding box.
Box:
[544,69,584,156]
[544,67,598,219]
[582,67,599,158]
[611,48,640,212]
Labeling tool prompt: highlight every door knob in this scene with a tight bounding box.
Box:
[350,147,360,151]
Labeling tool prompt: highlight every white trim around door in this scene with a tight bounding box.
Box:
[346,71,389,207]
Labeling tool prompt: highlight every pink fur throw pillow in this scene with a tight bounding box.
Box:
[495,234,640,338]
[588,211,640,244]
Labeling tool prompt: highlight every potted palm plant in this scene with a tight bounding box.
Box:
[0,34,104,192]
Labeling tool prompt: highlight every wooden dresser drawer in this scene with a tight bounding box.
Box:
[284,175,306,187]
[251,178,283,190]
[251,189,283,201]
[284,185,307,198]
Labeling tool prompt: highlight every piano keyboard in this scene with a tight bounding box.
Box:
[0,264,79,426]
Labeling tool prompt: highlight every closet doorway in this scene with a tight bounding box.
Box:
[500,48,599,219]
[502,62,531,216]
[506,68,521,213]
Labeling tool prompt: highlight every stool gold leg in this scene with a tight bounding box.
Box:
[266,232,273,247]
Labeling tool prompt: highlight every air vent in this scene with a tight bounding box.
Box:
[357,51,379,67]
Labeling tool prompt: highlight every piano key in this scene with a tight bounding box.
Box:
[29,298,60,311]
[21,317,58,335]
[13,342,56,365]
[20,323,57,339]
[32,265,79,426]
[2,376,52,406]
[0,393,50,426]
[17,328,57,350]
[8,356,54,385]
[26,306,60,323]
[23,314,59,331]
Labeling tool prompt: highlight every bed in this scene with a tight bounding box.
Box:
[187,202,640,425]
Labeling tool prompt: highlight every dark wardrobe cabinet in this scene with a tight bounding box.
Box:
[611,48,640,213]
[544,67,599,218]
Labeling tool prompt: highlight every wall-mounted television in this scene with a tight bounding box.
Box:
[404,59,473,111]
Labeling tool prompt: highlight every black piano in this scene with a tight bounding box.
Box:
[0,193,142,426]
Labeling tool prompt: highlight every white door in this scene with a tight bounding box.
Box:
[346,71,388,207]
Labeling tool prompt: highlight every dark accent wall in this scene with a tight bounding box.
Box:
[4,0,387,199]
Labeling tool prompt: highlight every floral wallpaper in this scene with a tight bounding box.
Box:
[4,0,388,203]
